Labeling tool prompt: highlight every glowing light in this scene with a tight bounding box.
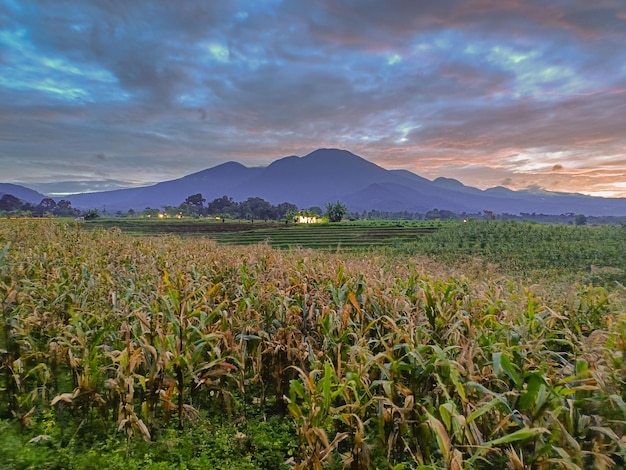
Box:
[396,123,421,144]
[387,54,402,66]
[206,43,229,62]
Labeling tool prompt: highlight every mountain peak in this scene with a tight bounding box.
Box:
[299,148,383,174]
[303,148,361,160]
[183,161,251,180]
[267,155,300,169]
[432,177,466,188]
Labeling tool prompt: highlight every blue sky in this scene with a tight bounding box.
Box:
[1,0,626,197]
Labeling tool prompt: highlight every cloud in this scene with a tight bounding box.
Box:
[0,0,625,197]
[23,179,149,197]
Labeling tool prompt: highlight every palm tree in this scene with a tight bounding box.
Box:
[325,201,347,222]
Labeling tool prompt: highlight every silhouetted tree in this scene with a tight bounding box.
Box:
[276,202,298,219]
[483,210,496,220]
[207,196,238,217]
[0,194,22,213]
[36,198,57,216]
[239,197,276,220]
[55,200,75,216]
[183,193,206,216]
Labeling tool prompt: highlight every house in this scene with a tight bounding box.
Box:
[297,214,318,224]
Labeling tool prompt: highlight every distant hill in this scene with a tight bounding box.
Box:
[59,162,263,212]
[4,149,626,215]
[0,184,46,204]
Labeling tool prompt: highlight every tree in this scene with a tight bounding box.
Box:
[308,206,323,217]
[0,194,22,213]
[83,209,100,220]
[574,214,587,226]
[36,198,57,216]
[183,193,206,216]
[207,196,238,217]
[55,200,75,217]
[142,207,160,217]
[239,197,276,220]
[286,209,300,223]
[325,201,347,222]
[426,209,456,220]
[276,202,298,220]
[483,210,496,220]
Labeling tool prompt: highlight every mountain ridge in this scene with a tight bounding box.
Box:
[0,183,47,204]
[2,148,626,216]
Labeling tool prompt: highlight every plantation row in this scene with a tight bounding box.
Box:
[85,219,626,284]
[85,219,439,249]
[209,226,438,248]
[410,221,626,283]
[1,220,625,469]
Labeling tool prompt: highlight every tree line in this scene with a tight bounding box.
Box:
[0,192,349,223]
[4,191,614,225]
[0,195,78,217]
[147,194,348,222]
[141,194,300,221]
[171,194,299,220]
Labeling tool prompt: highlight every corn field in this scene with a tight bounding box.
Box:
[1,220,625,469]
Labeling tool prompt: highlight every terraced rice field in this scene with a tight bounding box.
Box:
[209,224,438,248]
[85,219,439,249]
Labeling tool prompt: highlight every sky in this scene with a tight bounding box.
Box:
[1,0,626,198]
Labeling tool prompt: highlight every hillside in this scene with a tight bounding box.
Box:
[0,183,46,204]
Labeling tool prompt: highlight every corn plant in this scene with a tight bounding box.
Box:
[0,219,625,469]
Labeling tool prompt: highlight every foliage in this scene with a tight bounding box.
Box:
[184,193,205,208]
[325,201,347,222]
[0,195,79,218]
[172,195,299,220]
[83,209,100,220]
[405,220,626,283]
[0,415,295,469]
[84,219,626,285]
[0,194,22,212]
[0,219,625,469]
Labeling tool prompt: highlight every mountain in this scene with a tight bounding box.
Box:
[0,184,46,204]
[64,162,263,211]
[229,149,402,207]
[5,149,626,215]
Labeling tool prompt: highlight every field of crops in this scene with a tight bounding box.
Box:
[85,218,440,249]
[87,218,626,283]
[1,219,625,469]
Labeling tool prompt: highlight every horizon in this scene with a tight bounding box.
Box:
[2,1,626,198]
[3,147,622,201]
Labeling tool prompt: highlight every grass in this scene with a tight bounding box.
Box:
[1,219,625,469]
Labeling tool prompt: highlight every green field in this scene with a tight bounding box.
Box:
[84,218,441,249]
[1,219,625,469]
[85,218,626,283]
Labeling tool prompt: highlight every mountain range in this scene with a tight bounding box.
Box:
[2,149,626,215]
